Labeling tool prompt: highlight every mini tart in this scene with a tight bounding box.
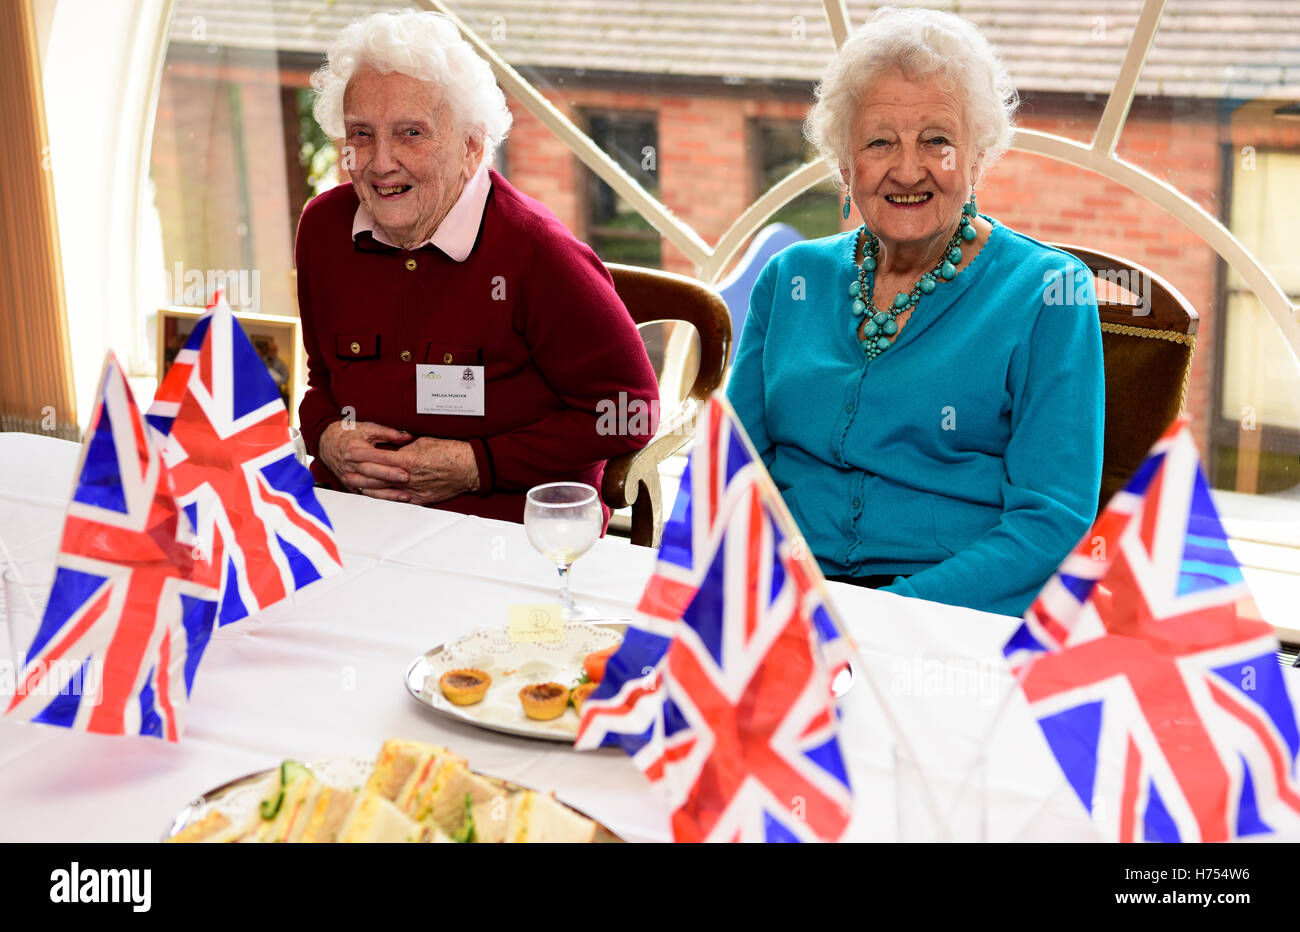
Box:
[571,682,597,714]
[519,682,570,720]
[439,669,491,706]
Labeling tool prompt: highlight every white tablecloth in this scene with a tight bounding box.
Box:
[0,431,1129,842]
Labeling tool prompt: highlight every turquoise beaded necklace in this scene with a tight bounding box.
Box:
[850,197,979,360]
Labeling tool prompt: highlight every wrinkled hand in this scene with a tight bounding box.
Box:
[363,437,480,506]
[317,420,412,493]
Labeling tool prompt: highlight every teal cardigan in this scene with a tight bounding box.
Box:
[726,219,1104,617]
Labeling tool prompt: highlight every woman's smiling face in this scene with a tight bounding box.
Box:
[840,71,981,257]
[343,68,483,248]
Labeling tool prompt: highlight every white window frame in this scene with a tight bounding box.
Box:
[46,0,1299,633]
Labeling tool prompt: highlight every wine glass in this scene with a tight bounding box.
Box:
[524,482,602,621]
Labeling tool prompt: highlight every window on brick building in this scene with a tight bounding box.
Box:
[297,86,338,202]
[99,0,1300,623]
[1212,148,1300,496]
[751,119,841,241]
[581,111,661,268]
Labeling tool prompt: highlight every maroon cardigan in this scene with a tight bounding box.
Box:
[294,171,659,524]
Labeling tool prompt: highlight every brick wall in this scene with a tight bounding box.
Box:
[153,69,245,308]
[501,89,821,277]
[982,97,1224,455]
[496,84,1246,457]
[152,56,303,329]
[151,62,1300,469]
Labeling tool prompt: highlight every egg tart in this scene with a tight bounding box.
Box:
[439,669,491,706]
[519,682,570,720]
[571,682,597,714]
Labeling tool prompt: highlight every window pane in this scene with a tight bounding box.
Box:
[980,6,1136,146]
[1216,292,1300,493]
[152,12,319,422]
[752,120,840,241]
[1226,149,1300,295]
[439,0,847,274]
[1114,0,1300,498]
[584,112,661,267]
[1119,0,1299,201]
[151,0,1300,510]
[1220,293,1300,428]
[438,0,1143,276]
[978,147,1225,454]
[154,30,317,321]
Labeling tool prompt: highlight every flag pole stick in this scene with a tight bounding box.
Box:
[942,521,1121,832]
[939,662,1030,834]
[716,395,955,840]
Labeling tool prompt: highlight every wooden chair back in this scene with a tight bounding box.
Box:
[603,263,733,546]
[1052,244,1199,511]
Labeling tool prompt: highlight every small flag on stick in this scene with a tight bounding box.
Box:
[5,355,219,740]
[1004,419,1300,842]
[148,294,341,625]
[576,396,854,842]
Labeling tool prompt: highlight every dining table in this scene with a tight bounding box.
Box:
[1,430,1294,844]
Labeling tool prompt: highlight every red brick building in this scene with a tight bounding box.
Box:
[151,0,1300,493]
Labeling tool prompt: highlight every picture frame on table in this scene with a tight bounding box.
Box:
[156,306,304,426]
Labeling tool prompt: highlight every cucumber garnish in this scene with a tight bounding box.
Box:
[450,793,475,843]
[259,761,310,820]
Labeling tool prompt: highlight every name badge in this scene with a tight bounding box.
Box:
[416,364,485,416]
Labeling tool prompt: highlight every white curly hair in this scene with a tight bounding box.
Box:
[806,7,1018,177]
[311,10,513,165]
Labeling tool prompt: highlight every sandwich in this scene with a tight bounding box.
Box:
[250,761,320,843]
[503,791,598,843]
[470,793,512,843]
[415,758,508,835]
[365,739,445,799]
[292,786,359,843]
[393,747,465,819]
[166,810,241,844]
[336,792,423,843]
[169,739,606,844]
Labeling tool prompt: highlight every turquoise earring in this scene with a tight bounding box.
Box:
[960,191,978,241]
[843,193,852,220]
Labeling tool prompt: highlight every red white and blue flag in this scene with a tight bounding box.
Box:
[147,295,341,626]
[1005,419,1300,842]
[576,397,855,842]
[4,355,219,740]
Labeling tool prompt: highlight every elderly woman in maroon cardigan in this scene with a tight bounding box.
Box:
[297,11,658,525]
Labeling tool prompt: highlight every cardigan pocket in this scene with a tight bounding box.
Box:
[931,496,999,558]
[335,333,380,360]
[424,344,483,366]
[931,499,958,558]
[860,480,943,565]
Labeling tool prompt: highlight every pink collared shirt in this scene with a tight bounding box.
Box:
[350,162,492,261]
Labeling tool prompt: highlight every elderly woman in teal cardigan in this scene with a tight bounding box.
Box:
[727,7,1104,618]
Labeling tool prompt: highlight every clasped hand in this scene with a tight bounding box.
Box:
[317,420,479,505]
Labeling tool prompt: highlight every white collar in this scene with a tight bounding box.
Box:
[351,162,491,261]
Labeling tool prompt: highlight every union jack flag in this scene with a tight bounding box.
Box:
[1005,419,1300,842]
[147,295,341,626]
[576,397,855,842]
[4,355,219,740]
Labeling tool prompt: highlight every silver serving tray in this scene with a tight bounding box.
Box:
[403,622,627,743]
[404,621,855,744]
[164,757,623,843]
